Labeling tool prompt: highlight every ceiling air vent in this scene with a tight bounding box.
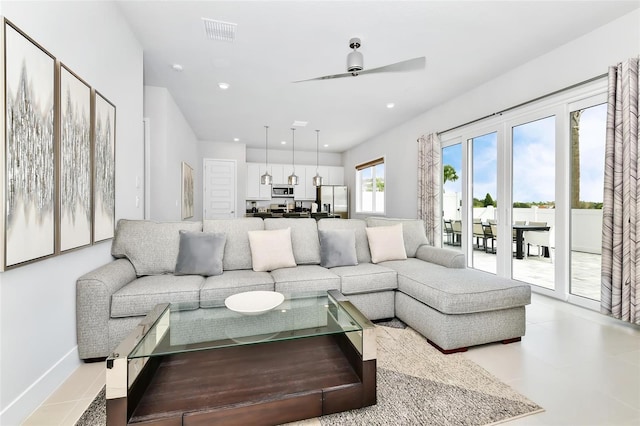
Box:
[202,18,237,42]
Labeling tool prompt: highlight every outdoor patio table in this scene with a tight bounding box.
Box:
[512,224,551,260]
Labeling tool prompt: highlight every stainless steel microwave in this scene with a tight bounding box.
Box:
[272,185,294,198]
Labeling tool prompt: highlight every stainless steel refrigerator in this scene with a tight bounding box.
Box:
[316,186,348,219]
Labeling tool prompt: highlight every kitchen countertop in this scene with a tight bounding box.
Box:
[245,212,341,218]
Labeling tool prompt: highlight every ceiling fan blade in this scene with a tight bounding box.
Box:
[292,56,426,83]
[292,71,354,83]
[358,57,426,76]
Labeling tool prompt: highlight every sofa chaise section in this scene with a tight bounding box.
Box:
[383,244,531,353]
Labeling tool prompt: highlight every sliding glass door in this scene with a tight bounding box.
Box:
[569,97,606,302]
[470,132,497,274]
[437,73,607,308]
[442,143,463,249]
[511,116,556,290]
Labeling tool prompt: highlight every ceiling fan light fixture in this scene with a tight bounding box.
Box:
[347,50,363,74]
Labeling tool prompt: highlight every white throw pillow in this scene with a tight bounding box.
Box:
[248,227,297,272]
[365,224,408,263]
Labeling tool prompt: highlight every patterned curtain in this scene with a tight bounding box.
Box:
[601,57,640,325]
[417,133,441,247]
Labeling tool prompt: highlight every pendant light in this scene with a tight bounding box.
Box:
[288,128,299,185]
[313,129,324,186]
[260,125,272,185]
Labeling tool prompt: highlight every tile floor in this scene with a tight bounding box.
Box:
[22,294,640,426]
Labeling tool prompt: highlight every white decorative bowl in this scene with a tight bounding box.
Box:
[224,291,285,316]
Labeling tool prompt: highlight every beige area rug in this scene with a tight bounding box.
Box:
[76,325,543,426]
[315,325,544,425]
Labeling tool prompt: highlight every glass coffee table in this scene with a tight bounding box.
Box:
[106,289,376,426]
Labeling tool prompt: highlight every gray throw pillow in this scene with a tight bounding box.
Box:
[175,231,226,276]
[319,229,358,268]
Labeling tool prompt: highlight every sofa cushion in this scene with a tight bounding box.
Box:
[111,219,202,276]
[330,263,397,295]
[270,265,340,293]
[111,275,204,318]
[366,224,407,263]
[319,229,358,268]
[264,218,321,265]
[200,270,275,308]
[203,218,264,271]
[175,231,226,276]
[248,228,297,272]
[381,258,531,314]
[318,219,371,263]
[366,217,429,257]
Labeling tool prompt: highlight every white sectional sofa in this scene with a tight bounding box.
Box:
[76,217,531,359]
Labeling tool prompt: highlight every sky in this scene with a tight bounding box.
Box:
[442,102,606,204]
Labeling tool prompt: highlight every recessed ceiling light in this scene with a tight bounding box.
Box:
[218,82,230,90]
[323,144,329,148]
[292,120,308,127]
[172,64,183,72]
[233,137,239,142]
[281,141,287,145]
[386,102,395,109]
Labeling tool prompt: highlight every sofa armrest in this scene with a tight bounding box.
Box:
[76,258,137,359]
[415,245,465,269]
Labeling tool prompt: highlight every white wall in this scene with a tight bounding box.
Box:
[343,10,640,219]
[199,141,247,219]
[246,147,343,167]
[144,86,200,221]
[0,2,144,424]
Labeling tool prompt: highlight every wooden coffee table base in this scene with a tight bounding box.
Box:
[111,334,376,425]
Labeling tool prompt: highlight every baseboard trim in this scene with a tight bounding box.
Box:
[0,346,80,425]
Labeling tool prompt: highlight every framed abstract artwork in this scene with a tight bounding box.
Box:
[59,64,92,252]
[182,161,194,219]
[93,91,116,243]
[2,20,56,269]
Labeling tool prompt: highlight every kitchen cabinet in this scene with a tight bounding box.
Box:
[246,163,272,200]
[328,166,344,185]
[271,165,285,185]
[246,163,344,200]
[293,168,309,200]
[302,165,328,201]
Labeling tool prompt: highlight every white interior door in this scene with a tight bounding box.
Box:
[203,159,236,219]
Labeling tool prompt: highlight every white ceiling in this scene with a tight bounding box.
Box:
[116,0,639,153]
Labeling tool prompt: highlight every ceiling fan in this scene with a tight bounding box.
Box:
[293,37,425,83]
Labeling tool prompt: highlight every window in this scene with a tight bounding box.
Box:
[356,157,385,214]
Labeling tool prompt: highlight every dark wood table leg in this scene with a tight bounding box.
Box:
[516,229,525,259]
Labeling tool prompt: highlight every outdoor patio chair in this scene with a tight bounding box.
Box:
[525,223,553,260]
[473,220,485,250]
[483,223,496,253]
[443,220,454,245]
[452,220,462,246]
